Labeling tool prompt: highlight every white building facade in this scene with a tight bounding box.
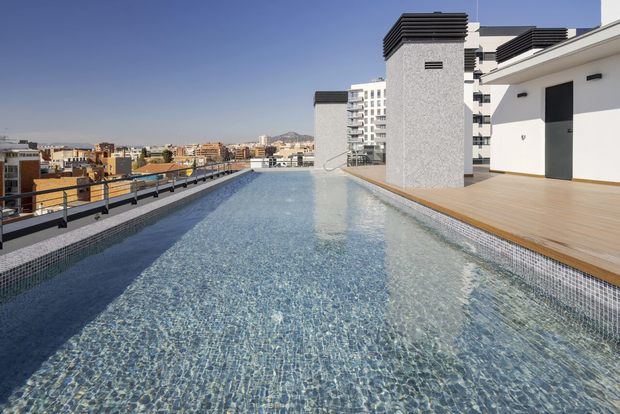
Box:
[484,12,620,184]
[347,79,386,159]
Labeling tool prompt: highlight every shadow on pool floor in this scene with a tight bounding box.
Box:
[0,175,256,404]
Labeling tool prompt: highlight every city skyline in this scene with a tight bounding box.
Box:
[1,0,601,145]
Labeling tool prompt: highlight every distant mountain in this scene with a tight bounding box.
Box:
[269,131,313,144]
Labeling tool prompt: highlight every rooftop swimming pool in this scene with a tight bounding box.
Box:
[0,171,618,412]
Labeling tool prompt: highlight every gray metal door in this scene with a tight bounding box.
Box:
[545,82,573,180]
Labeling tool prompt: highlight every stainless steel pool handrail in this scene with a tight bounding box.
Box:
[0,161,238,249]
[323,150,349,172]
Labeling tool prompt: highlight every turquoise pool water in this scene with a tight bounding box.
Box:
[0,172,618,412]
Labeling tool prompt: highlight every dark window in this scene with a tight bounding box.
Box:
[473,71,483,80]
[425,61,443,69]
[482,52,497,61]
[482,115,491,124]
[473,136,490,146]
[483,94,491,103]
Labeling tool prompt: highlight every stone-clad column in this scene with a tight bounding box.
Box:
[384,13,468,188]
[313,91,348,170]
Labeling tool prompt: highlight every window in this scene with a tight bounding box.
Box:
[473,136,490,146]
[473,71,483,80]
[370,90,374,99]
[473,93,491,103]
[473,114,491,125]
[371,101,374,107]
[377,90,381,98]
[483,52,496,61]
[371,109,374,115]
[384,89,386,97]
[364,91,368,99]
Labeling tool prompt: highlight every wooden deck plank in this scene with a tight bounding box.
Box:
[344,165,620,287]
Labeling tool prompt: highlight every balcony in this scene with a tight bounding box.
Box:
[347,120,362,128]
[349,95,363,103]
[375,116,386,126]
[347,104,363,112]
[348,129,364,136]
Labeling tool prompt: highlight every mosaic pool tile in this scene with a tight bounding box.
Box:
[0,171,618,412]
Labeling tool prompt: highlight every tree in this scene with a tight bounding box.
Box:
[134,153,146,169]
[141,147,148,158]
[162,149,173,163]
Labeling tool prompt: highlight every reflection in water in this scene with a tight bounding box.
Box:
[313,172,347,246]
[384,207,474,350]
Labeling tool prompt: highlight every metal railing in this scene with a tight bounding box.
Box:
[0,161,238,249]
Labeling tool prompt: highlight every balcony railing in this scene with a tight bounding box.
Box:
[349,95,363,103]
[0,161,240,249]
[347,120,362,127]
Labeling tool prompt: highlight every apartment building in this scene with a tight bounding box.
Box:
[94,142,115,157]
[196,143,228,162]
[0,138,41,211]
[347,79,386,161]
[33,176,91,213]
[258,135,269,146]
[103,156,132,176]
[466,23,579,164]
[234,147,250,160]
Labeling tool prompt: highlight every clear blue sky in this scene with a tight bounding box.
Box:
[0,0,601,145]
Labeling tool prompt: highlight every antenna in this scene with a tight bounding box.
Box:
[476,0,479,22]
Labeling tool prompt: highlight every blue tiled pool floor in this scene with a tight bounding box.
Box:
[0,172,618,412]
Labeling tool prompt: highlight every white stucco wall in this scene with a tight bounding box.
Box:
[602,0,620,25]
[463,79,474,175]
[490,53,620,182]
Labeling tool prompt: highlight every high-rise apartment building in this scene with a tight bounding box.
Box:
[258,135,269,146]
[347,79,386,159]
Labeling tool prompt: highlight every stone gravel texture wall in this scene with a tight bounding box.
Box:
[386,42,465,188]
[314,103,348,170]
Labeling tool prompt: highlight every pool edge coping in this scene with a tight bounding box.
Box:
[346,171,619,340]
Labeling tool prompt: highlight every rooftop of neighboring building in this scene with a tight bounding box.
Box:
[133,162,183,174]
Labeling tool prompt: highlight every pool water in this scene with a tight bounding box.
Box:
[0,172,618,412]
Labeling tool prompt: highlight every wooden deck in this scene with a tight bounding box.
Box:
[344,165,620,287]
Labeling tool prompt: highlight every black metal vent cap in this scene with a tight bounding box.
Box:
[383,12,468,59]
[314,91,349,106]
[496,28,567,63]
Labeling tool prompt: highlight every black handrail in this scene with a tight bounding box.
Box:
[0,161,233,202]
